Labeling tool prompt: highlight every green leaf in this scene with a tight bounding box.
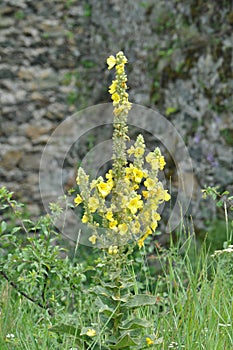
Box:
[222,191,229,195]
[165,106,178,116]
[49,323,81,337]
[95,296,115,315]
[109,333,138,349]
[216,200,223,208]
[49,324,83,347]
[211,193,217,200]
[0,221,7,234]
[123,294,157,308]
[111,294,129,302]
[119,318,151,330]
[11,226,21,234]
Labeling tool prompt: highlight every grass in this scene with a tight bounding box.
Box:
[0,227,232,350]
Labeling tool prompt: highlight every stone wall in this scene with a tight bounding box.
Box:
[0,0,232,226]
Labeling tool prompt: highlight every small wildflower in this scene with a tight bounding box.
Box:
[89,234,97,245]
[88,197,99,213]
[132,220,140,234]
[109,80,117,94]
[86,328,97,337]
[151,221,158,231]
[82,213,89,223]
[163,190,171,201]
[107,55,116,70]
[74,194,83,206]
[144,178,156,191]
[106,210,114,221]
[6,334,15,339]
[138,238,144,249]
[127,196,143,214]
[111,92,121,104]
[116,63,124,74]
[159,155,166,170]
[109,220,118,230]
[118,223,128,234]
[108,245,118,254]
[97,182,112,197]
[146,337,154,346]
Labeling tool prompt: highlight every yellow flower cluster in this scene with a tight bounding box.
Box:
[74,52,170,250]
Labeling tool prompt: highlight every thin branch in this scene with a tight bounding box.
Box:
[0,270,53,316]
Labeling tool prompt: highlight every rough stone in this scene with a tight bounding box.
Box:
[20,153,41,171]
[0,150,23,170]
[0,0,232,230]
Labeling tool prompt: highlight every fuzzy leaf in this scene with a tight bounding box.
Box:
[216,200,223,208]
[0,221,7,234]
[109,333,138,349]
[123,294,157,308]
[49,324,81,337]
[119,318,151,330]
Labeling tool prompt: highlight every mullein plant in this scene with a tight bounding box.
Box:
[75,51,170,253]
[72,52,170,348]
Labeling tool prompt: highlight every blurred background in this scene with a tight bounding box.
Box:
[0,0,232,247]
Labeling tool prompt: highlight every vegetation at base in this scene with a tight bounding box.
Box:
[0,186,232,349]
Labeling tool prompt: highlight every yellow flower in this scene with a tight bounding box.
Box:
[112,92,120,104]
[109,220,118,230]
[74,194,83,206]
[138,238,144,249]
[116,63,124,74]
[127,146,135,156]
[107,178,114,189]
[142,190,149,199]
[113,106,124,115]
[132,220,140,234]
[119,53,127,64]
[86,328,97,337]
[109,80,117,94]
[143,211,151,222]
[106,210,114,221]
[107,55,116,70]
[134,146,145,158]
[118,223,128,234]
[159,156,166,170]
[88,197,99,213]
[106,169,113,180]
[153,213,161,221]
[125,165,144,184]
[144,178,156,191]
[89,234,97,244]
[146,337,154,345]
[145,227,152,237]
[127,196,143,214]
[164,190,171,201]
[82,213,89,223]
[151,221,158,231]
[97,182,112,197]
[108,245,118,254]
[132,167,144,183]
[145,152,154,163]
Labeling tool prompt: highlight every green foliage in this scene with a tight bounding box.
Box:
[67,91,79,105]
[1,183,232,348]
[14,10,25,20]
[202,185,233,248]
[0,187,85,319]
[83,4,92,17]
